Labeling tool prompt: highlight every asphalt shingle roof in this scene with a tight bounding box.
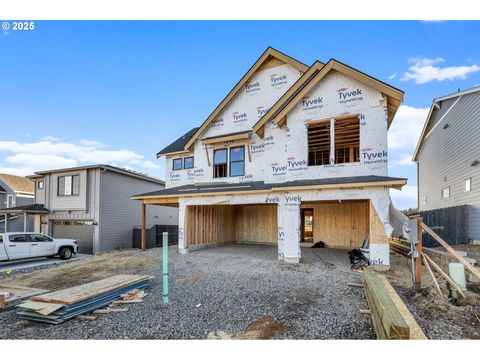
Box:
[156,127,199,157]
[0,173,34,194]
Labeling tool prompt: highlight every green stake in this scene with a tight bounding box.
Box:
[162,232,169,304]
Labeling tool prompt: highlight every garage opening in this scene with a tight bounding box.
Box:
[185,204,278,247]
[52,220,95,254]
[300,200,369,249]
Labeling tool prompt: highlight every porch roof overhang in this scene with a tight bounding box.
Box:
[131,176,407,202]
[0,204,50,215]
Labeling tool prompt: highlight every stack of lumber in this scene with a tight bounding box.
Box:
[363,268,427,339]
[0,284,48,310]
[17,275,152,324]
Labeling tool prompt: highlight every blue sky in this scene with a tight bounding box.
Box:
[1,21,480,209]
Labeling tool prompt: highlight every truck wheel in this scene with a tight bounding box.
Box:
[59,247,73,260]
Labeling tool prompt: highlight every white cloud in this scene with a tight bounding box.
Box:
[390,185,417,210]
[41,136,60,142]
[142,160,160,169]
[388,105,429,156]
[401,57,480,84]
[79,139,106,148]
[0,139,146,175]
[389,72,397,80]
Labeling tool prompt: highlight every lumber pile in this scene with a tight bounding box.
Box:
[363,268,427,340]
[0,284,48,310]
[16,275,152,324]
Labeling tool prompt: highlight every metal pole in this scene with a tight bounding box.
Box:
[162,232,169,304]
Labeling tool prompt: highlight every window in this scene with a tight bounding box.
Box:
[9,234,27,242]
[58,175,80,196]
[0,235,3,243]
[465,178,472,192]
[172,158,183,171]
[308,121,331,166]
[421,196,427,206]
[213,149,228,178]
[229,146,245,177]
[37,180,44,189]
[29,234,52,242]
[441,187,450,199]
[334,117,360,164]
[184,156,194,169]
[7,195,14,208]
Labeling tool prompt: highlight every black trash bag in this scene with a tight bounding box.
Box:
[348,248,364,264]
[311,241,325,248]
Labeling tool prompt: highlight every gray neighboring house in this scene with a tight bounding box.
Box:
[413,86,480,241]
[28,165,178,254]
[0,173,35,232]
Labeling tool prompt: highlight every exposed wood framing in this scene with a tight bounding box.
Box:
[369,201,388,245]
[420,222,480,280]
[201,131,252,145]
[300,200,368,249]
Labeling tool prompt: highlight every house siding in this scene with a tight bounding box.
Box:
[99,170,178,252]
[49,170,88,211]
[417,91,480,240]
[0,178,35,232]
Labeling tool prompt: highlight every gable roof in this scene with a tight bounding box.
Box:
[29,165,164,185]
[253,59,404,136]
[180,47,309,153]
[0,173,34,194]
[412,85,480,162]
[156,127,199,157]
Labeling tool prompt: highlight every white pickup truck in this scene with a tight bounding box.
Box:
[0,232,79,261]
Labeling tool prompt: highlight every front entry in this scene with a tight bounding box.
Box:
[301,208,314,243]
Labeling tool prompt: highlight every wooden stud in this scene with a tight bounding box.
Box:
[422,254,443,297]
[415,217,423,290]
[141,202,146,251]
[423,253,465,298]
[420,222,480,280]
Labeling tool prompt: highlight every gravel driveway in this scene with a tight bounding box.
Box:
[0,244,375,339]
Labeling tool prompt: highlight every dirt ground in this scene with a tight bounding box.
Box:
[386,253,480,339]
[1,250,158,290]
[1,246,479,339]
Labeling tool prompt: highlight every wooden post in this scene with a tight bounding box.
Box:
[415,217,423,290]
[141,202,146,251]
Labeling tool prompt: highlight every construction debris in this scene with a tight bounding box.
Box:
[0,284,48,310]
[77,315,97,321]
[347,283,364,288]
[16,275,152,324]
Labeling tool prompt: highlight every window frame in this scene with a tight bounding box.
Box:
[57,174,80,197]
[184,156,194,169]
[37,180,44,189]
[307,115,360,167]
[465,178,472,192]
[172,158,183,171]
[9,234,27,242]
[7,195,14,208]
[229,146,245,177]
[213,148,228,178]
[420,195,427,206]
[441,186,450,199]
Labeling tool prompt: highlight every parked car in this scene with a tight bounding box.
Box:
[0,232,78,261]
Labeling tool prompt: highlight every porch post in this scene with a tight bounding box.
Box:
[141,202,146,251]
[178,200,188,254]
[23,213,27,232]
[4,214,7,232]
[277,194,301,263]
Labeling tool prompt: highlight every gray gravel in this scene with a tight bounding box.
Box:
[0,244,375,339]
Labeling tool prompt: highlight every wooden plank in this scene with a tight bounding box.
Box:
[422,254,443,297]
[31,275,152,305]
[423,253,465,298]
[378,274,428,339]
[420,222,480,280]
[78,315,97,321]
[415,218,423,290]
[364,268,410,339]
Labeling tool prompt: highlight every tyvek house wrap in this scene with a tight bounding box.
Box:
[167,61,403,266]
